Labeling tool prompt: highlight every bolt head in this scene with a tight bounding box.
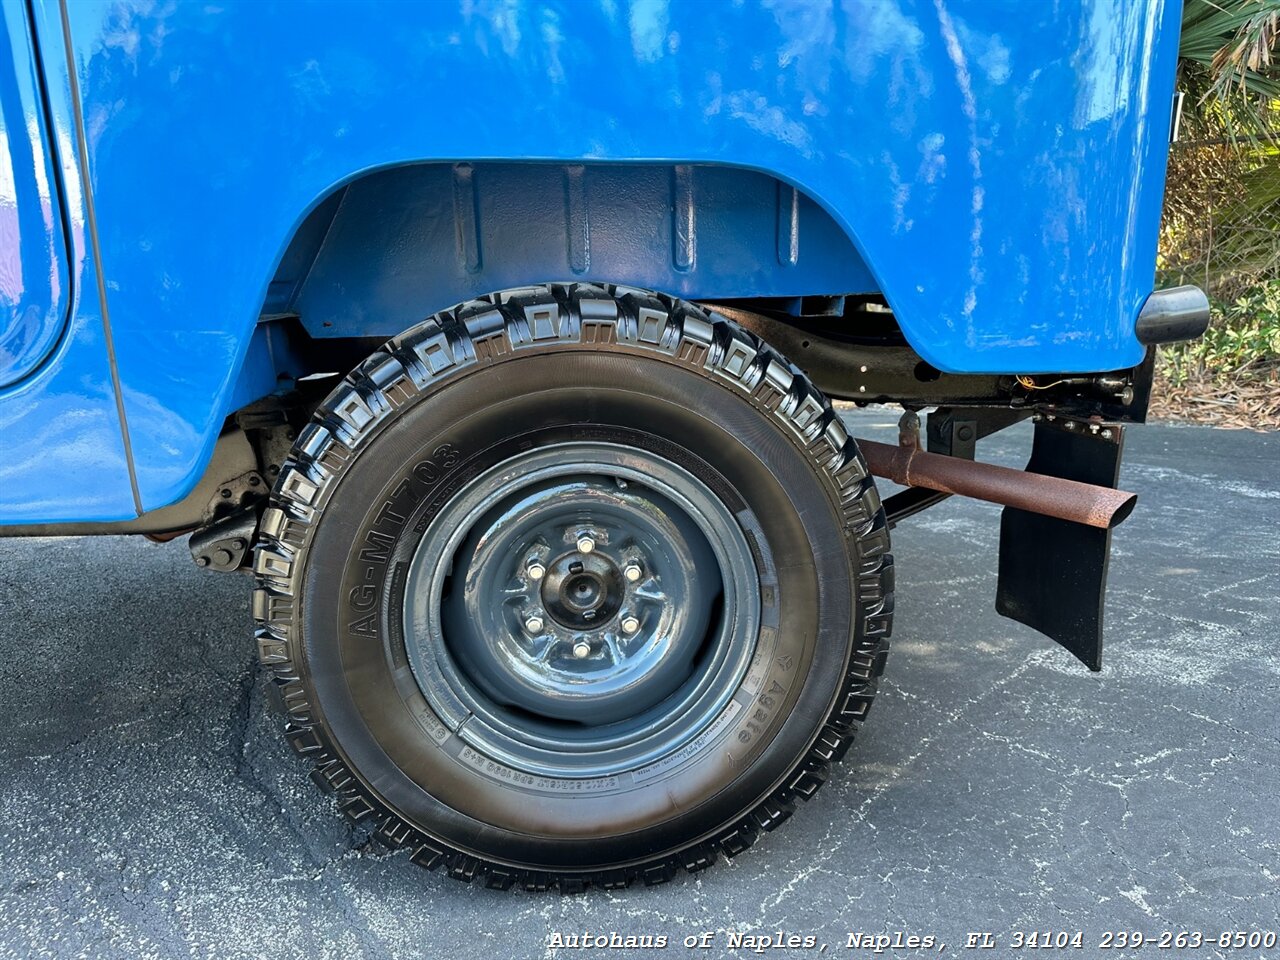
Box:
[1101,428,1114,440]
[572,641,591,659]
[576,535,595,554]
[526,562,546,581]
[623,563,643,582]
[524,616,544,634]
[195,556,210,568]
[621,615,640,635]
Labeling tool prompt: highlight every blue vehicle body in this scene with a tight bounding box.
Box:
[1,0,1184,525]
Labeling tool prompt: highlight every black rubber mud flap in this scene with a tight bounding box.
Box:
[996,420,1127,671]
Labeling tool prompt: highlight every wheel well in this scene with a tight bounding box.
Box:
[259,161,880,343]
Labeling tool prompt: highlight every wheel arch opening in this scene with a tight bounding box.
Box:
[255,160,888,349]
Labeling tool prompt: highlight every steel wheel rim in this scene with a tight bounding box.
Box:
[402,442,760,778]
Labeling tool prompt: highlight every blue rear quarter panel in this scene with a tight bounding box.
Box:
[0,0,1180,523]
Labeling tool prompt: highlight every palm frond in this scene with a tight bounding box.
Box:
[1179,0,1280,144]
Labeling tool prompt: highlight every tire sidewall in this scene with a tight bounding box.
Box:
[299,347,856,871]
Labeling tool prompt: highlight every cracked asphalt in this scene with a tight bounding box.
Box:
[0,414,1277,959]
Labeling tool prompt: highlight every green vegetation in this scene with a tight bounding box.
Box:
[1178,0,1280,144]
[1158,143,1280,300]
[1160,280,1280,387]
[1159,0,1280,419]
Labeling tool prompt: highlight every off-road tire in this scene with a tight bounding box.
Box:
[252,283,893,890]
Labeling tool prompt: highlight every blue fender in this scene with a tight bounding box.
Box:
[0,0,1181,523]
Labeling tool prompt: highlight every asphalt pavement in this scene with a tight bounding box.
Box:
[0,413,1277,960]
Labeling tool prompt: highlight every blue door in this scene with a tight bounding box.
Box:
[0,0,68,387]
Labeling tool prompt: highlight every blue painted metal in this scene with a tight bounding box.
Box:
[0,0,134,523]
[224,321,301,415]
[0,0,68,387]
[0,0,1182,524]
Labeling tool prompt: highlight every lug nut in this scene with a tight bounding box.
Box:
[572,640,591,659]
[623,563,643,582]
[524,616,544,634]
[526,561,546,580]
[576,535,595,554]
[621,615,640,635]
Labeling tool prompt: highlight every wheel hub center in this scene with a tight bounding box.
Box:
[542,553,623,629]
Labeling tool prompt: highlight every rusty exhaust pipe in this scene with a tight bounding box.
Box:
[857,434,1137,530]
